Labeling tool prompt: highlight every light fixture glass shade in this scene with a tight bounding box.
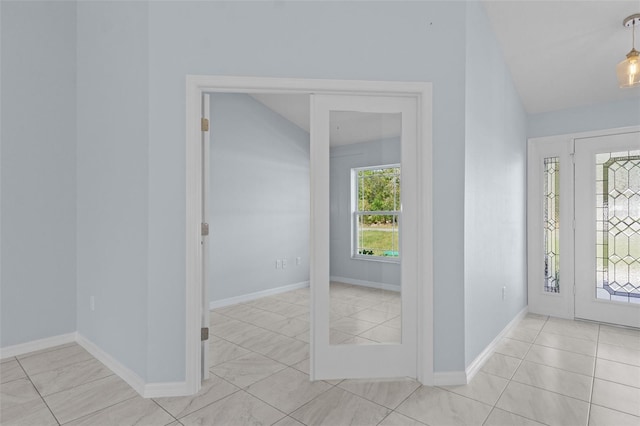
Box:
[617,49,640,88]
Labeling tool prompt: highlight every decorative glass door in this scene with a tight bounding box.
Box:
[574,131,640,328]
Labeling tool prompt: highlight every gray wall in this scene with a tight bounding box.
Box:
[1,0,540,382]
[208,94,310,302]
[528,97,640,138]
[330,139,401,288]
[146,0,467,380]
[76,1,149,380]
[1,1,77,347]
[463,1,528,366]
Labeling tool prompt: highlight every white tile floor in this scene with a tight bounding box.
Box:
[1,284,639,425]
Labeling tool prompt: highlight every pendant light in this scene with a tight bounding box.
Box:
[617,14,640,88]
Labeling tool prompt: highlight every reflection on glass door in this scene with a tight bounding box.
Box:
[329,111,402,345]
[311,94,418,380]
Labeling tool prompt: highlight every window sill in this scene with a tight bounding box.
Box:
[351,255,401,264]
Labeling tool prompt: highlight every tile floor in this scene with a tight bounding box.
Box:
[1,283,639,425]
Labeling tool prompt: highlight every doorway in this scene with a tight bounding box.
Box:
[185,76,433,395]
[527,127,640,328]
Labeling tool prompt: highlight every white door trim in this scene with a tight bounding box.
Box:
[527,125,640,322]
[185,75,433,394]
[527,135,575,319]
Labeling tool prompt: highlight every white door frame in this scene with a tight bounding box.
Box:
[185,75,433,394]
[527,125,640,321]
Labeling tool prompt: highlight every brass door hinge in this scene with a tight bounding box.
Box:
[201,223,209,236]
[201,117,209,132]
[201,327,209,341]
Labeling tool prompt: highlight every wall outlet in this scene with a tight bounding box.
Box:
[90,296,95,311]
[276,259,282,269]
[296,257,301,265]
[282,258,287,269]
[502,286,507,301]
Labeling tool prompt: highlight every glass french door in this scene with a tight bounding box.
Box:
[574,131,640,328]
[310,94,418,380]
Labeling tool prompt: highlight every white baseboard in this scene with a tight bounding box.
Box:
[433,306,529,387]
[0,332,77,359]
[464,306,529,383]
[76,334,146,396]
[330,276,400,292]
[2,332,194,398]
[143,381,192,398]
[209,281,310,310]
[433,370,467,386]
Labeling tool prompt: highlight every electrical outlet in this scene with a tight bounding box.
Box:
[276,259,282,269]
[282,258,287,269]
[90,296,95,311]
[502,286,507,301]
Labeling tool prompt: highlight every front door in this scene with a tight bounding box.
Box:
[574,131,640,327]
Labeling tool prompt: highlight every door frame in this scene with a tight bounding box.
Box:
[185,75,433,394]
[527,125,640,321]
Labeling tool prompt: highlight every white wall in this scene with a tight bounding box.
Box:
[463,1,528,366]
[1,1,77,347]
[528,97,640,138]
[330,139,401,288]
[208,94,309,302]
[76,1,149,379]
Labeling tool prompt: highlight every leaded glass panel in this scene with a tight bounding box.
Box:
[596,151,640,303]
[544,157,560,293]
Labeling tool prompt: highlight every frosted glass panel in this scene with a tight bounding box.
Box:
[595,151,640,303]
[544,157,560,293]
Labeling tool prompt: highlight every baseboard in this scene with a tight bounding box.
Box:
[3,332,197,398]
[0,332,77,359]
[433,370,467,386]
[464,306,529,383]
[209,281,310,310]
[143,381,192,398]
[330,276,400,292]
[76,333,146,397]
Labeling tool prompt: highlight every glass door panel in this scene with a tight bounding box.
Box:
[310,94,418,380]
[329,111,402,345]
[575,131,640,327]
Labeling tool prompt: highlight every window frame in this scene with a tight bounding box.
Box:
[351,163,401,263]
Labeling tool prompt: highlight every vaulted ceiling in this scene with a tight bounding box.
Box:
[482,0,640,114]
[251,0,640,134]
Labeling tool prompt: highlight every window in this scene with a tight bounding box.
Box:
[352,165,401,261]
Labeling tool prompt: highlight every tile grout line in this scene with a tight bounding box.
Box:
[15,357,62,426]
[586,324,601,426]
[150,397,180,423]
[480,314,552,426]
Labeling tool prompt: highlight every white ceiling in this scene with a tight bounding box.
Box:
[252,1,640,129]
[482,0,640,114]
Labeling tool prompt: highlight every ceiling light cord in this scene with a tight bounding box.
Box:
[617,14,640,88]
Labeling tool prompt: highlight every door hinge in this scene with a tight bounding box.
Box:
[201,327,209,341]
[201,117,209,132]
[201,222,209,236]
